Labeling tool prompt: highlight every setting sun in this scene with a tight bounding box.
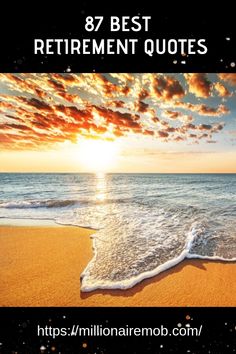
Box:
[78,139,119,172]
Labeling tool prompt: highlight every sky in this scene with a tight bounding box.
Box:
[0,73,236,173]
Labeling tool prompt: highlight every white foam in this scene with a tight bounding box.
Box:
[80,248,188,291]
[80,225,236,292]
[80,227,195,292]
[187,253,236,262]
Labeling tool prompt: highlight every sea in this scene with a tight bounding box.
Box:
[0,173,236,291]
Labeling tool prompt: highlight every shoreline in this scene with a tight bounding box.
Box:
[0,225,235,307]
[0,218,59,227]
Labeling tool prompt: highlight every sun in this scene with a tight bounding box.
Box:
[78,139,119,172]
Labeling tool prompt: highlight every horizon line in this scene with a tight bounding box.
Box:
[1,172,236,174]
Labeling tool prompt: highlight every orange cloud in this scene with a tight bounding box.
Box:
[214,82,231,97]
[197,104,229,116]
[158,130,169,138]
[218,73,236,85]
[163,110,182,119]
[184,73,212,98]
[0,74,229,150]
[152,75,185,101]
[152,117,160,123]
[163,110,193,122]
[107,100,125,108]
[134,100,150,113]
[174,101,229,116]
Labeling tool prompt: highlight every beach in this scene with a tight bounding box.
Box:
[0,225,235,307]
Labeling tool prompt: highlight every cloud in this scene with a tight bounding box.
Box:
[134,100,150,113]
[138,88,149,100]
[152,75,185,101]
[0,74,47,99]
[173,101,229,116]
[85,74,131,97]
[93,106,142,131]
[107,100,125,108]
[163,110,181,119]
[143,129,155,136]
[47,78,66,91]
[158,130,169,138]
[198,124,212,130]
[19,97,53,111]
[163,110,193,122]
[197,104,229,116]
[174,136,185,142]
[110,73,135,84]
[218,73,236,85]
[152,117,160,123]
[51,73,78,84]
[211,123,224,132]
[0,73,228,150]
[184,73,212,98]
[4,123,32,131]
[214,82,231,97]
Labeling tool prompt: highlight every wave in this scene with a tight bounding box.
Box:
[80,226,194,292]
[80,247,188,292]
[0,199,79,209]
[80,224,236,292]
[0,197,135,210]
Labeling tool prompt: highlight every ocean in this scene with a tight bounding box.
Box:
[0,173,236,291]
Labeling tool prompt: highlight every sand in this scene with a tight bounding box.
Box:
[0,225,235,307]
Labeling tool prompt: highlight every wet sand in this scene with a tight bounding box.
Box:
[0,226,235,307]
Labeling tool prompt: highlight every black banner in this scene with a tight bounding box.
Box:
[0,308,235,353]
[0,3,235,72]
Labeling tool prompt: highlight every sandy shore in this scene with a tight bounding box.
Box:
[0,225,235,307]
